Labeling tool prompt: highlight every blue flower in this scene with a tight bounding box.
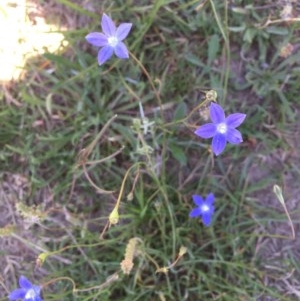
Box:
[189,193,215,227]
[8,276,43,301]
[85,13,132,65]
[194,103,246,156]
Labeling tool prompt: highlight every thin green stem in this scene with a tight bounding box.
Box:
[209,0,230,103]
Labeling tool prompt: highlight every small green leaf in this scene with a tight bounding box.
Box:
[230,7,249,14]
[169,144,187,166]
[265,27,289,35]
[173,102,187,121]
[228,25,246,32]
[243,28,257,44]
[208,34,220,65]
[185,54,206,69]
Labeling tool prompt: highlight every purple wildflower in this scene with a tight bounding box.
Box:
[189,193,215,227]
[85,13,132,65]
[8,276,42,301]
[194,103,246,156]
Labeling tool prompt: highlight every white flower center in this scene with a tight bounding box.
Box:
[217,122,227,134]
[108,36,118,47]
[25,289,36,300]
[201,204,210,212]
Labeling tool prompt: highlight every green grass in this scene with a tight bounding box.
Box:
[1,0,300,300]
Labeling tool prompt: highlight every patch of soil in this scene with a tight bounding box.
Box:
[247,107,300,300]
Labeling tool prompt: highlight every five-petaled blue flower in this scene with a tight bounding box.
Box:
[85,13,132,65]
[189,193,215,227]
[8,276,43,301]
[194,103,246,156]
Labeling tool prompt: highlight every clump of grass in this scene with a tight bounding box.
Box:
[1,0,299,300]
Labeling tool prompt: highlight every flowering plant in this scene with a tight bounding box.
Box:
[85,14,132,65]
[8,276,42,301]
[189,193,215,227]
[194,102,246,156]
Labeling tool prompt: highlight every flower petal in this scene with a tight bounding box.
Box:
[210,103,225,123]
[212,133,227,156]
[189,207,202,218]
[194,123,216,138]
[202,212,213,226]
[19,276,32,289]
[8,288,26,300]
[85,32,108,47]
[114,42,129,59]
[205,193,215,206]
[192,195,204,206]
[226,113,246,128]
[97,46,114,65]
[101,14,116,36]
[32,285,42,301]
[226,128,243,144]
[116,23,132,41]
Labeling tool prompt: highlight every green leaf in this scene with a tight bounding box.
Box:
[243,28,257,44]
[265,27,289,35]
[274,89,296,120]
[185,54,207,70]
[173,102,187,121]
[169,144,187,166]
[230,7,249,14]
[228,25,246,32]
[208,34,220,65]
